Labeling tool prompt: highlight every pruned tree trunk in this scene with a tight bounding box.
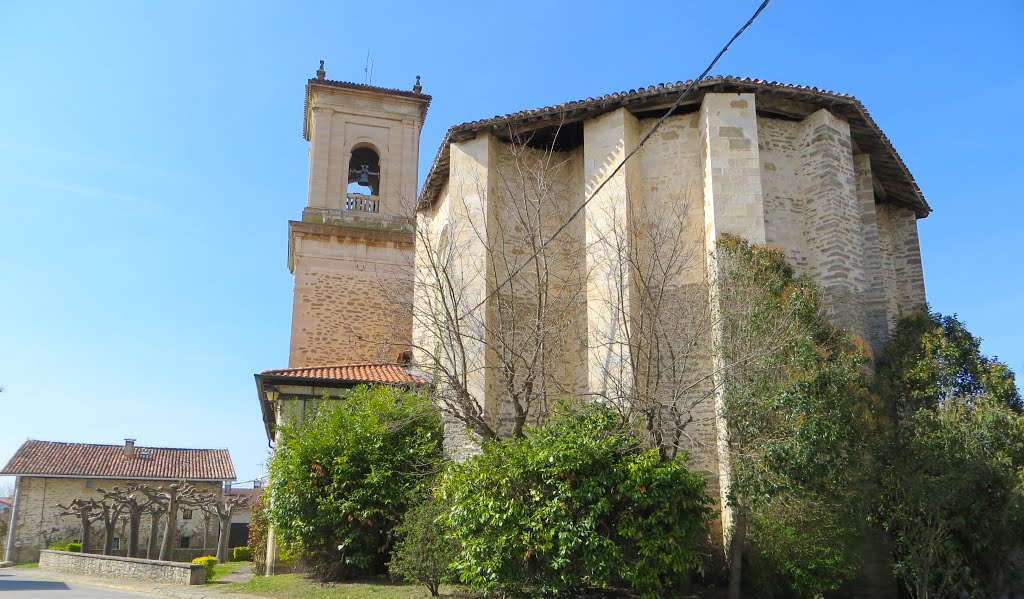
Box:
[147,509,163,559]
[159,494,178,561]
[202,511,212,551]
[79,510,92,553]
[201,496,247,564]
[100,507,116,555]
[217,515,230,562]
[126,506,141,557]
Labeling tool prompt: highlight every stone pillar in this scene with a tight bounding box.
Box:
[698,92,766,543]
[447,134,497,424]
[798,109,869,340]
[264,398,282,576]
[854,155,890,353]
[700,93,766,244]
[307,107,333,209]
[877,204,927,326]
[3,476,21,563]
[583,108,641,402]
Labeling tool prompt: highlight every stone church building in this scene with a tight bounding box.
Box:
[256,66,927,586]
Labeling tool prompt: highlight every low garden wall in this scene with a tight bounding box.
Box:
[38,550,205,585]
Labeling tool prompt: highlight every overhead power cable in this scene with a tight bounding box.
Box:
[464,0,772,316]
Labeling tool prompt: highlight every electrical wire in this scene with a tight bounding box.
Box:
[463,0,772,316]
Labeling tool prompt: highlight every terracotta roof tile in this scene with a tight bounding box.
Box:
[259,363,428,385]
[226,488,263,500]
[0,440,236,481]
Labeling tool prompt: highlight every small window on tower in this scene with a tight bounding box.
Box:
[182,509,193,520]
[347,147,381,198]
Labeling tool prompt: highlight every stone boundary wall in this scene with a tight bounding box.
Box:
[38,550,205,585]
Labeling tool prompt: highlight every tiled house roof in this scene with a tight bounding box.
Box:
[225,487,263,500]
[259,363,428,385]
[419,75,930,217]
[0,440,236,481]
[255,362,430,442]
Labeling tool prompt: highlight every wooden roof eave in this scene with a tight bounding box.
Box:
[417,79,930,217]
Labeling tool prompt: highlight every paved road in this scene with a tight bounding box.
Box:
[0,571,160,598]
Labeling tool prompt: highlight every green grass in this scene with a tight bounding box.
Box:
[209,560,252,582]
[224,573,478,598]
[12,562,39,569]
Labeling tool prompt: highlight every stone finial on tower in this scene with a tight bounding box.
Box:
[316,60,326,81]
[413,75,422,94]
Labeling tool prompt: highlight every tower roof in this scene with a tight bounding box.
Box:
[303,78,432,141]
[418,76,930,217]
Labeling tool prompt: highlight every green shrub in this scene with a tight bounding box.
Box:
[267,385,444,581]
[46,540,80,552]
[440,403,714,598]
[248,493,268,575]
[192,556,218,583]
[389,498,458,596]
[232,545,253,562]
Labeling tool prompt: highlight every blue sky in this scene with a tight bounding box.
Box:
[1,0,1021,489]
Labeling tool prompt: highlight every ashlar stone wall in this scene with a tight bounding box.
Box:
[417,93,928,557]
[289,81,425,368]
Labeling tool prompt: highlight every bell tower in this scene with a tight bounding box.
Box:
[287,62,430,367]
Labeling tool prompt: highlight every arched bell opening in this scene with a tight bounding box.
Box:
[346,146,381,212]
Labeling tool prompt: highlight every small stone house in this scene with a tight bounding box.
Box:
[1,439,236,564]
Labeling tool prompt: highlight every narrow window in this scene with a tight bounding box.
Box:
[182,508,193,520]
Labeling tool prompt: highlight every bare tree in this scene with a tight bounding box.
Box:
[411,124,589,442]
[410,125,721,458]
[409,127,833,598]
[199,494,249,563]
[130,481,214,561]
[144,503,166,559]
[92,498,126,555]
[99,483,162,558]
[55,499,100,553]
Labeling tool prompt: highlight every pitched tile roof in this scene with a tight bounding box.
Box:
[255,362,431,442]
[0,440,236,481]
[419,75,929,217]
[0,497,12,507]
[226,487,263,501]
[259,363,428,385]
